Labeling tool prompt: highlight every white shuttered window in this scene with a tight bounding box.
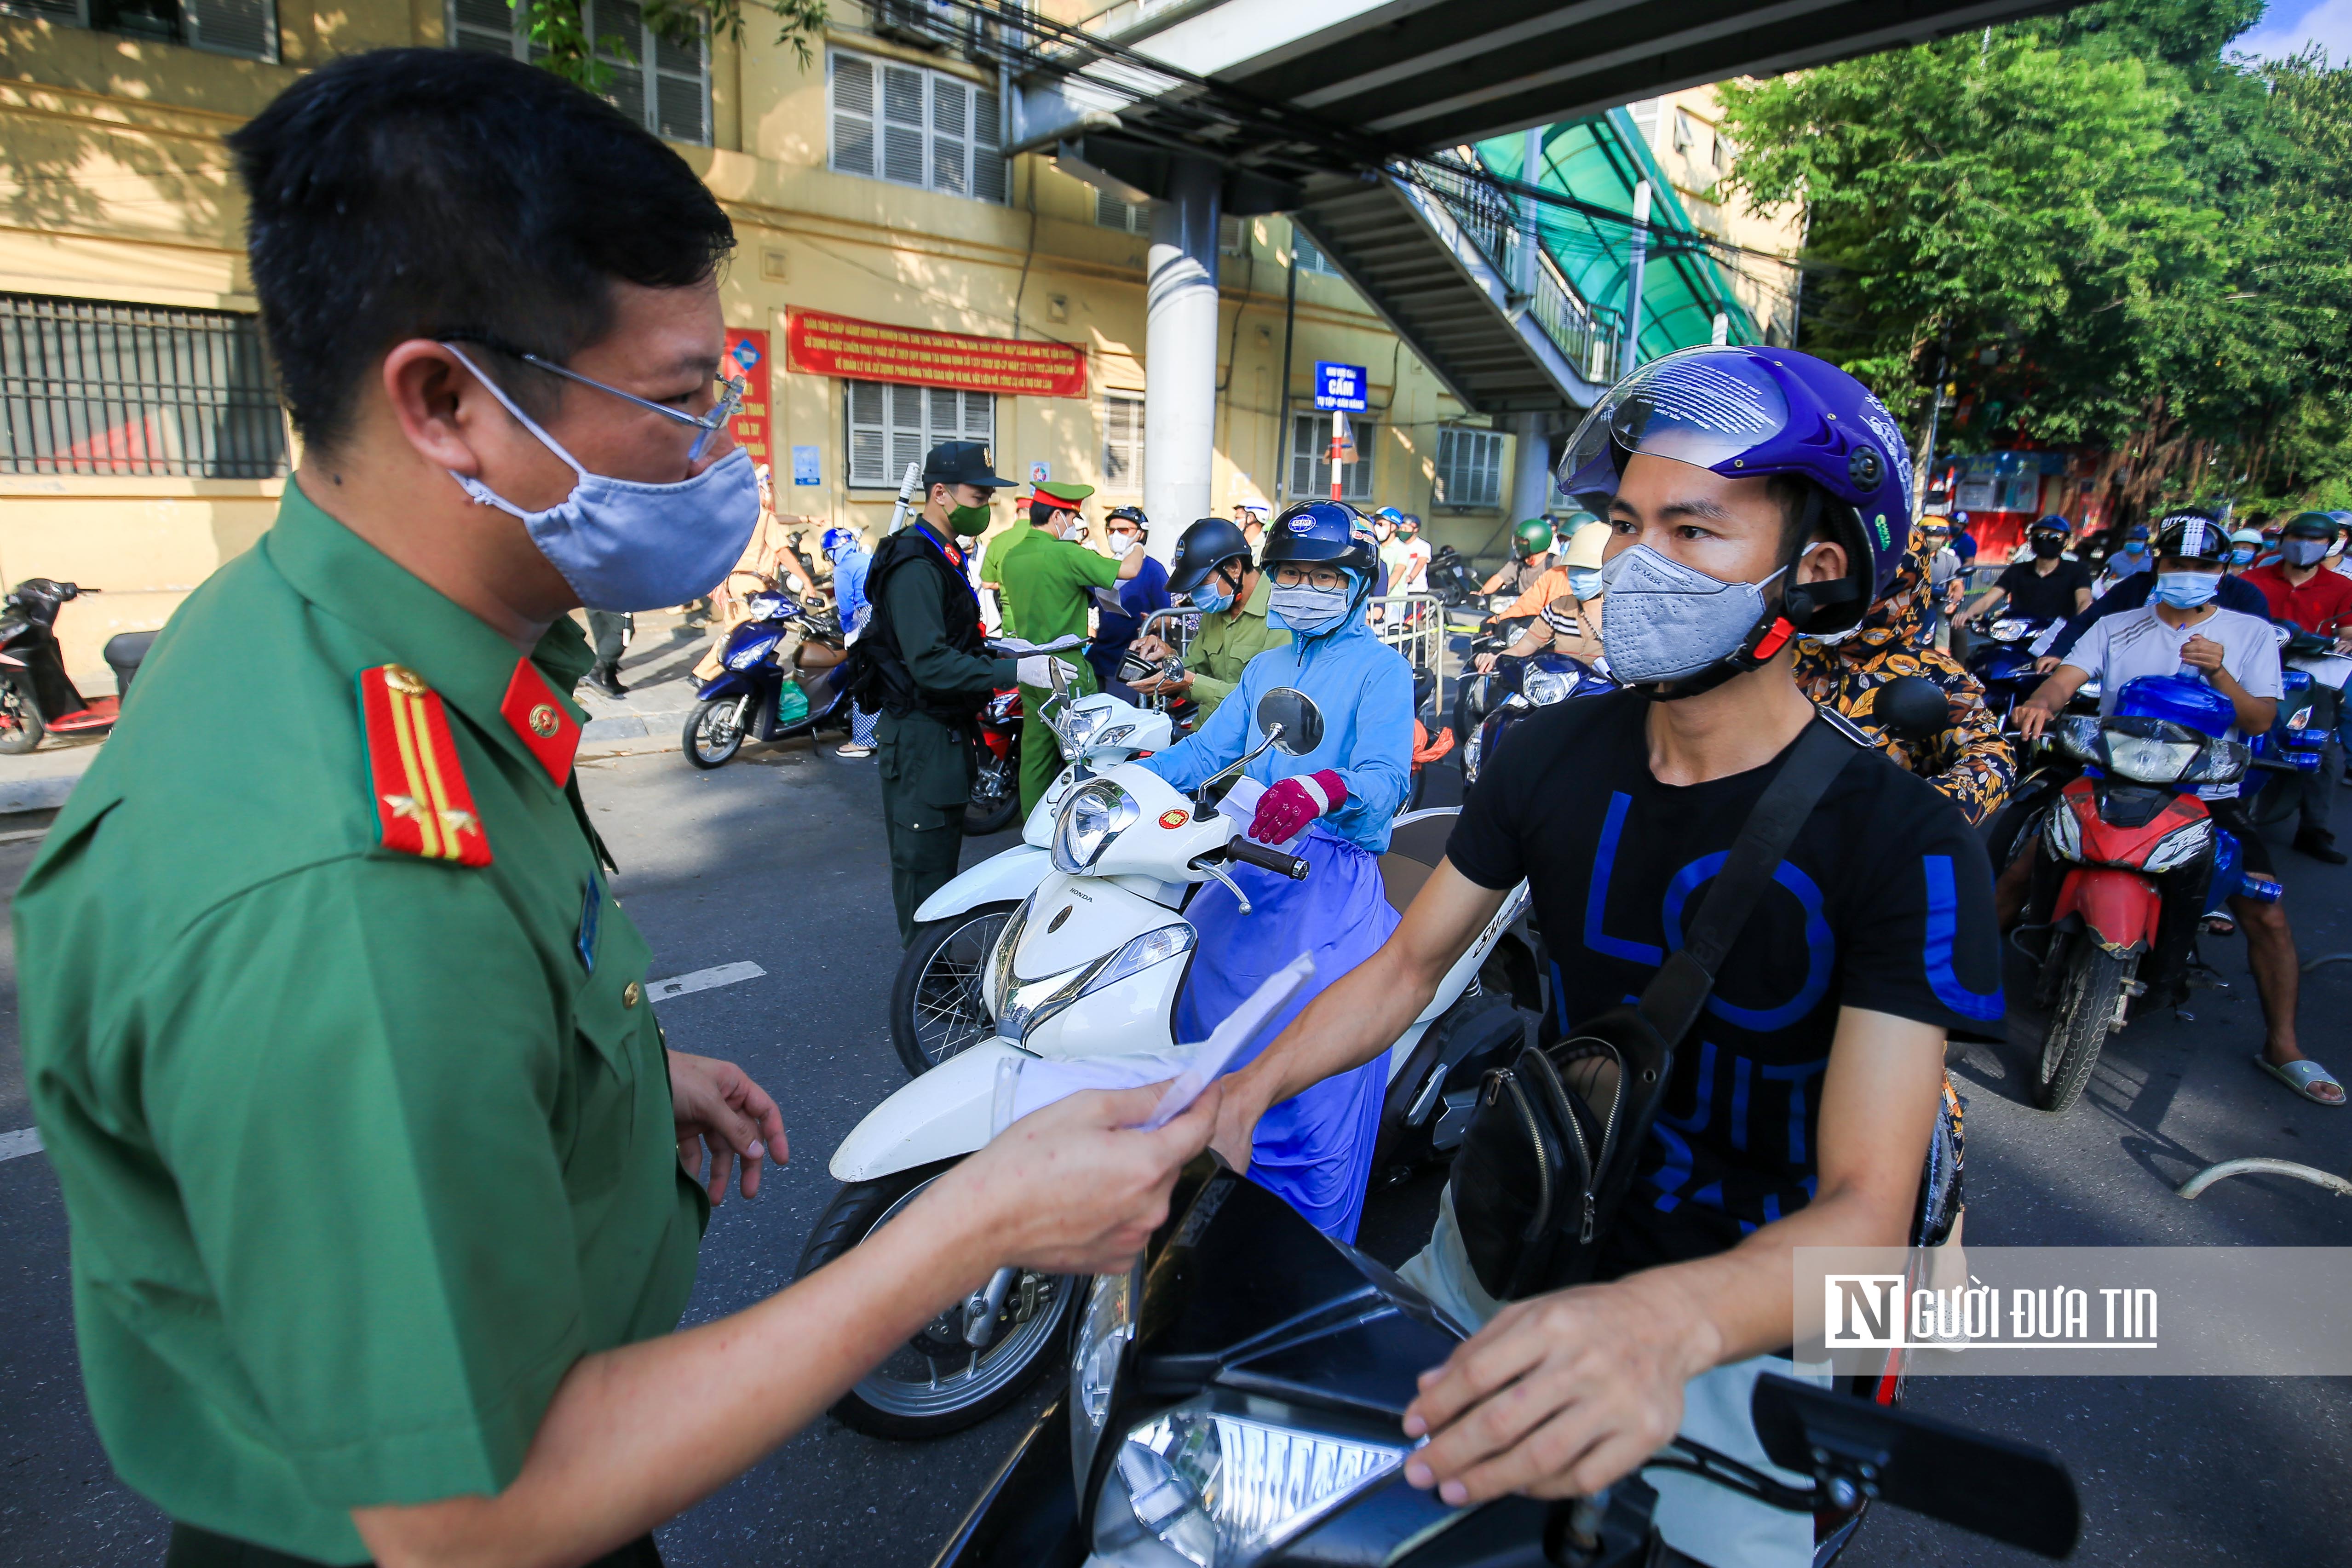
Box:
[830,49,1005,204]
[1288,412,1375,501]
[846,381,994,488]
[1103,395,1142,492]
[449,0,708,144]
[1434,426,1505,509]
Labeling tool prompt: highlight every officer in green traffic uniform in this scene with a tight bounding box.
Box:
[996,482,1144,815]
[855,441,1039,942]
[14,53,1219,1568]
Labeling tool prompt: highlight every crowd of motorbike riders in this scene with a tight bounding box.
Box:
[601,341,2352,1564]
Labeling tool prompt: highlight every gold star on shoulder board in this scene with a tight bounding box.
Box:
[382,793,426,822]
[439,808,479,836]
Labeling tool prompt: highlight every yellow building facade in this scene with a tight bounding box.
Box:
[1,0,1524,688]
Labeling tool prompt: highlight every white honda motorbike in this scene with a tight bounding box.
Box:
[797,687,1539,1441]
[890,663,1176,1074]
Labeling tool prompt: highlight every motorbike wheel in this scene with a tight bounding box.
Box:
[681,697,745,770]
[794,1163,1075,1440]
[2033,938,2134,1114]
[0,686,42,755]
[963,748,1020,835]
[892,901,1016,1075]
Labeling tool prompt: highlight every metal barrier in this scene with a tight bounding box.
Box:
[1126,607,1202,714]
[1124,594,1453,724]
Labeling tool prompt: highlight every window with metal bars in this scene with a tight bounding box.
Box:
[0,294,288,479]
[1287,412,1375,502]
[1,0,278,58]
[1434,426,1505,510]
[447,0,709,145]
[828,48,1005,204]
[1102,394,1142,493]
[845,380,993,489]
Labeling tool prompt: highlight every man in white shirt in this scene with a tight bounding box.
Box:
[1393,512,1433,595]
[2015,512,2340,1106]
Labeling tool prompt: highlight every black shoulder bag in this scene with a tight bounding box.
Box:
[1449,712,1863,1302]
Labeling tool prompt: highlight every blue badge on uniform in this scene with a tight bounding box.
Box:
[577,870,602,972]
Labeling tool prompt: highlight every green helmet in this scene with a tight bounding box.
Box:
[1512,517,1553,558]
[1558,509,1603,536]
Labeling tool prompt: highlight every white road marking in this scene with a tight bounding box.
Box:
[0,827,48,844]
[0,1126,44,1162]
[645,961,766,1003]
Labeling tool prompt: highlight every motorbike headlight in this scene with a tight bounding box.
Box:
[1071,1269,1139,1491]
[1055,704,1112,754]
[2143,816,2214,873]
[1092,1401,1409,1568]
[2185,738,2249,785]
[2105,733,2201,785]
[1991,618,2030,642]
[726,634,780,670]
[745,592,789,619]
[2053,716,2105,766]
[2042,798,2085,862]
[1521,666,1570,706]
[997,922,1193,1045]
[1053,780,1140,873]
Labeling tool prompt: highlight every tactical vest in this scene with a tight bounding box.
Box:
[848,525,990,724]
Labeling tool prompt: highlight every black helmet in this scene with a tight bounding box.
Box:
[1107,505,1149,529]
[2282,510,2339,540]
[1261,500,1380,581]
[1167,517,1253,595]
[2153,510,2231,565]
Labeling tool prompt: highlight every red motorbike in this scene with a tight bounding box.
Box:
[0,579,151,753]
[964,686,1022,835]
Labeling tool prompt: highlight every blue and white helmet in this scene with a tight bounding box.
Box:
[821,526,861,559]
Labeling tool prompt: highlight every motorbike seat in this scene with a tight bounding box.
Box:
[1377,810,1458,917]
[104,630,157,697]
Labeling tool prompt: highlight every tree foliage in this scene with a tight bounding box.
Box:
[1718,0,2352,519]
[516,0,828,93]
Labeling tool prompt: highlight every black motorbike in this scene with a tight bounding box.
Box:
[1460,651,1618,785]
[0,578,150,753]
[932,1171,2079,1568]
[1960,614,2059,718]
[1426,544,1483,607]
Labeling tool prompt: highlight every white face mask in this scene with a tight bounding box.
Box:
[1109,532,1141,558]
[1063,520,1089,542]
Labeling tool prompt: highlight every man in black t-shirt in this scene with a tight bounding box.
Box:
[1210,347,2003,1567]
[1959,514,2094,627]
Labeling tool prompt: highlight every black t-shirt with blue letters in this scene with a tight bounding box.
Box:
[1445,690,2004,1274]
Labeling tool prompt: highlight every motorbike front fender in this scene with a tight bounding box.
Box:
[2054,866,2161,956]
[694,669,761,703]
[830,1039,1027,1183]
[912,844,1051,926]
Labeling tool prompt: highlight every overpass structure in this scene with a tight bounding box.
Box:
[965,0,2075,530]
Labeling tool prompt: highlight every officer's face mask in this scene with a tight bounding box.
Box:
[1566,566,1605,602]
[1063,519,1090,543]
[1268,574,1357,638]
[1599,541,1821,686]
[2283,536,2332,568]
[946,497,994,535]
[444,345,758,613]
[2151,569,2222,609]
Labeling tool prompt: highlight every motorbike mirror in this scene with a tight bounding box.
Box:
[1256,688,1323,755]
[1871,676,1948,745]
[1751,1373,2079,1558]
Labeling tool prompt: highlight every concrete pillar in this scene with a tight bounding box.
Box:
[1508,411,1553,524]
[1144,157,1220,565]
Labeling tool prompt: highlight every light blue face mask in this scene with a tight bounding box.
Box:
[2151,570,2221,609]
[444,345,760,613]
[1566,567,1605,601]
[1188,577,1235,615]
[1268,578,1355,638]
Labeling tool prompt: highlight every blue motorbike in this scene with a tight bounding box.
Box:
[1460,650,1618,785]
[1963,614,2060,717]
[682,590,852,769]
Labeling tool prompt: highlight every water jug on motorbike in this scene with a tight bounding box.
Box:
[680,590,851,768]
[2012,675,2254,1112]
[893,669,1176,1073]
[1461,651,1619,785]
[801,689,1538,1439]
[0,579,150,752]
[932,1171,2080,1568]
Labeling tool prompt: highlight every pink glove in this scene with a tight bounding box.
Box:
[1249,770,1348,844]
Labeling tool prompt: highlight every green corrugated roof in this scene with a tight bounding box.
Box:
[1474,111,1760,364]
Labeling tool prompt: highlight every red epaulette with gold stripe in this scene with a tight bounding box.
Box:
[356,664,493,867]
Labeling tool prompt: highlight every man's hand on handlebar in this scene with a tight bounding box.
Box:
[2014,703,2055,742]
[1473,652,1498,675]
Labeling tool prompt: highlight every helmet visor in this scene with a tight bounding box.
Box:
[1559,349,1794,500]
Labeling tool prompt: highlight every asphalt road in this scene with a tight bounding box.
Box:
[2,734,2349,1567]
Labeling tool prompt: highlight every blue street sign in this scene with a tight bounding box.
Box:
[1314,361,1368,412]
[791,445,822,485]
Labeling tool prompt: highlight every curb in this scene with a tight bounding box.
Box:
[579,709,689,761]
[0,775,79,815]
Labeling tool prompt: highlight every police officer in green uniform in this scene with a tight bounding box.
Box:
[981,477,1092,638]
[996,481,1145,815]
[856,442,1079,942]
[1130,516,1291,722]
[13,52,1213,1568]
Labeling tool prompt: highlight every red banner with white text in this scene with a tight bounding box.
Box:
[784,308,1087,399]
